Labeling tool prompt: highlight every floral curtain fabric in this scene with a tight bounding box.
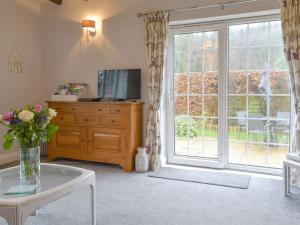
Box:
[144,11,169,170]
[281,0,300,185]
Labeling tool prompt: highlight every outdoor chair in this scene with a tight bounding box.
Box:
[248,114,272,143]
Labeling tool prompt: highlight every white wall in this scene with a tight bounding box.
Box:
[0,0,45,163]
[41,0,280,144]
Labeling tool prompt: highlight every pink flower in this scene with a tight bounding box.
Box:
[34,105,43,113]
[3,112,13,123]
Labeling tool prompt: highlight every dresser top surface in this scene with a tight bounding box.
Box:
[47,100,144,105]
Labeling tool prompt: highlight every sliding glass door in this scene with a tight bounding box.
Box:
[227,20,290,169]
[167,16,291,172]
[167,25,224,168]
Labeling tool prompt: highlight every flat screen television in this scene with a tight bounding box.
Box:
[98,69,141,100]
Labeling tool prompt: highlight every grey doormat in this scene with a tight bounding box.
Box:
[148,167,251,189]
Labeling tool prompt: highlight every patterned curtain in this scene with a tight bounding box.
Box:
[144,11,169,170]
[281,0,300,186]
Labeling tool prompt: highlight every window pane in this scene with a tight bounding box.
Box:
[204,96,218,117]
[204,72,218,94]
[248,48,268,70]
[270,47,288,70]
[204,118,218,141]
[175,116,196,138]
[189,96,202,116]
[228,141,247,165]
[228,96,246,117]
[175,138,189,155]
[248,96,267,116]
[248,72,263,94]
[175,96,188,115]
[229,24,247,47]
[270,96,290,118]
[174,34,188,51]
[203,118,218,158]
[203,31,218,49]
[175,74,188,94]
[188,51,202,72]
[188,33,202,52]
[228,72,247,94]
[248,22,268,46]
[267,145,289,168]
[246,144,267,167]
[189,73,202,94]
[229,48,247,71]
[204,50,218,72]
[175,51,187,73]
[269,119,290,145]
[247,119,268,143]
[228,119,246,142]
[193,118,203,138]
[270,21,283,45]
[270,71,290,94]
[189,139,203,157]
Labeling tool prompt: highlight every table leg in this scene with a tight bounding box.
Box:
[284,164,288,196]
[0,207,19,225]
[90,183,96,225]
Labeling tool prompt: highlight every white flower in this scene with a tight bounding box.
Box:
[0,114,3,122]
[48,108,57,118]
[18,110,34,122]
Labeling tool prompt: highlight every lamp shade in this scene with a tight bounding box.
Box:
[81,20,96,29]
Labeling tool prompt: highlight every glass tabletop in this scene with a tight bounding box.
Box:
[0,164,83,199]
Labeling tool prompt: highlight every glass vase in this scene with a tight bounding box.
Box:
[20,146,40,186]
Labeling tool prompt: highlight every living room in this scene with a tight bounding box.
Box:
[0,0,300,224]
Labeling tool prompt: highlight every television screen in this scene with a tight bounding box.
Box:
[98,69,141,100]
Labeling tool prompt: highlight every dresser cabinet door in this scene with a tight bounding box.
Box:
[88,128,127,157]
[53,126,87,155]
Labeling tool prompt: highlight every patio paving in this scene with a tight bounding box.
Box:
[175,138,288,169]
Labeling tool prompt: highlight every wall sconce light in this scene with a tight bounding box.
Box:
[81,19,96,41]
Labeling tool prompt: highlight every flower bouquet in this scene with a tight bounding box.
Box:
[0,105,59,185]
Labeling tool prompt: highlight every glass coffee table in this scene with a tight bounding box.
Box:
[0,163,96,225]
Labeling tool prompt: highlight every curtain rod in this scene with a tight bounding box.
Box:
[137,0,259,17]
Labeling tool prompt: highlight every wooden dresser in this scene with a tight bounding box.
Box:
[47,101,143,172]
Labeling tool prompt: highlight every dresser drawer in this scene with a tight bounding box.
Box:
[53,115,75,124]
[49,104,65,113]
[75,115,101,126]
[88,106,109,115]
[110,105,129,115]
[101,116,128,128]
[64,105,80,113]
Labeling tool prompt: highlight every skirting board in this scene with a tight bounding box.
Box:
[0,151,18,165]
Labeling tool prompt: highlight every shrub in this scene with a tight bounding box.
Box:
[175,117,197,138]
